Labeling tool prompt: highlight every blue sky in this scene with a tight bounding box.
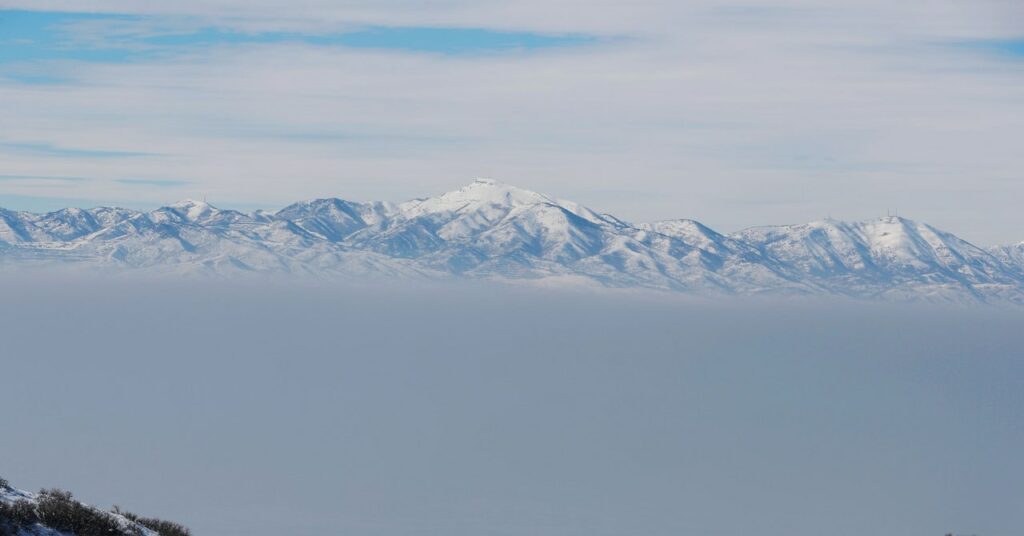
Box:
[952,37,1024,59]
[0,9,597,65]
[0,2,1023,243]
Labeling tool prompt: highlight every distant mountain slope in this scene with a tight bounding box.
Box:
[0,477,188,536]
[732,217,1024,302]
[1,179,1021,303]
[990,241,1024,279]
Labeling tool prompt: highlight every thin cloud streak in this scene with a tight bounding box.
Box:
[0,174,90,182]
[114,178,189,187]
[0,141,159,158]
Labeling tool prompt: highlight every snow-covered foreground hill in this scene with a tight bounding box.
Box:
[1,178,1022,303]
[0,478,187,536]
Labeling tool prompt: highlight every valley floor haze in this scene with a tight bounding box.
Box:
[1,279,1023,536]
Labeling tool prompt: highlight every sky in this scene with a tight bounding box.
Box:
[1,278,1023,536]
[0,1,1022,244]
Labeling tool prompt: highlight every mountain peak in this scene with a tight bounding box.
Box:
[155,199,231,224]
[401,179,554,217]
[458,178,545,199]
[169,198,213,209]
[867,215,915,226]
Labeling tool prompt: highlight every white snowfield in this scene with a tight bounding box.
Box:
[1,178,1023,304]
[0,485,158,536]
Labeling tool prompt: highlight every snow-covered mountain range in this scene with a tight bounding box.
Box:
[2,178,1023,303]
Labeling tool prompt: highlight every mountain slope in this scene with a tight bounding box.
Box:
[637,219,812,294]
[990,242,1024,278]
[732,217,1023,302]
[0,180,1021,303]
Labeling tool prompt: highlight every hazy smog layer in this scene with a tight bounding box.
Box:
[2,279,1022,536]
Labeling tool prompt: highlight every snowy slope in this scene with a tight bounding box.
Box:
[732,217,1024,302]
[637,219,811,294]
[0,484,158,536]
[0,207,139,245]
[1,179,1022,303]
[990,241,1024,278]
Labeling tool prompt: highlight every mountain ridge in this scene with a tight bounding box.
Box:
[1,179,1022,303]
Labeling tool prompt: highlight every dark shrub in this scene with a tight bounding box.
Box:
[1,499,40,524]
[35,488,143,536]
[0,484,189,536]
[0,500,41,536]
[122,512,192,536]
[39,488,74,501]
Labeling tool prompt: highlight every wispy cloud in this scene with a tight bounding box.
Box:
[1,72,71,84]
[0,173,89,182]
[0,141,158,158]
[115,178,189,187]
